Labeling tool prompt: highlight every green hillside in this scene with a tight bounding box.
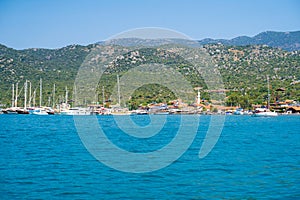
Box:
[0,42,299,109]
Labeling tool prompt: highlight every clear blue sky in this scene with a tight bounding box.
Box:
[0,0,299,49]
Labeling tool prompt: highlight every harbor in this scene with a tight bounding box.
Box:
[1,78,299,116]
[1,1,299,199]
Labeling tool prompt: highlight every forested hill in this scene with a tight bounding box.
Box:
[0,39,299,108]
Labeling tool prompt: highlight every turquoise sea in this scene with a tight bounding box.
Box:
[1,114,299,199]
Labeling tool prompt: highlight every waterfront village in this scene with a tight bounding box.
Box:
[1,81,299,116]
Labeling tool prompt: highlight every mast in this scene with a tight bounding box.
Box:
[117,75,121,106]
[24,80,27,109]
[52,83,55,108]
[48,96,51,107]
[73,85,76,107]
[197,89,201,105]
[33,90,36,107]
[102,86,105,107]
[39,78,42,107]
[267,75,270,109]
[15,82,18,107]
[65,86,68,104]
[11,83,15,107]
[28,81,32,107]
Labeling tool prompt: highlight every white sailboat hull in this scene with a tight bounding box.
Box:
[60,108,93,115]
[32,110,49,115]
[253,111,278,117]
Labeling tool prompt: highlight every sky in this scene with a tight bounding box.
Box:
[0,0,299,49]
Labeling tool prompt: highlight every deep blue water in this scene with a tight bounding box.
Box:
[1,114,299,199]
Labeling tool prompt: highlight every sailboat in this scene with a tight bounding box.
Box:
[111,75,131,115]
[33,82,56,115]
[17,80,30,114]
[2,83,19,114]
[29,79,54,115]
[59,86,93,115]
[253,76,278,117]
[4,81,29,114]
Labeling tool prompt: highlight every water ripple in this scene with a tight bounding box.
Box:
[0,115,299,199]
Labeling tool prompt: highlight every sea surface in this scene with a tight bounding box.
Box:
[0,114,299,199]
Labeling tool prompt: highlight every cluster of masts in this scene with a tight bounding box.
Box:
[10,79,41,109]
[2,79,70,115]
[2,75,123,115]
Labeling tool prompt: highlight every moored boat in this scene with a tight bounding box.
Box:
[253,76,278,117]
[16,80,30,115]
[136,109,148,115]
[47,109,55,115]
[2,107,19,114]
[16,108,30,114]
[252,107,278,117]
[234,108,244,115]
[32,108,49,115]
[60,107,93,115]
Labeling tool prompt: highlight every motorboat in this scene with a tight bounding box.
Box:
[252,107,278,117]
[60,107,93,115]
[32,108,49,115]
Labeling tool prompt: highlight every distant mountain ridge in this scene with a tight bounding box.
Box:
[99,31,300,51]
[198,31,300,51]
